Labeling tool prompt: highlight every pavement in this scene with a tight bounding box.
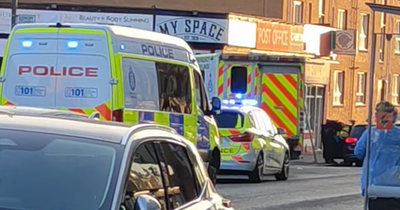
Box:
[216,155,363,210]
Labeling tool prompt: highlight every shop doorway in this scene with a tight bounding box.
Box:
[305,85,325,149]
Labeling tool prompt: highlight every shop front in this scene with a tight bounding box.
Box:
[154,13,228,54]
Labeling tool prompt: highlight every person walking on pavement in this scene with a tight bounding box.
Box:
[355,101,400,210]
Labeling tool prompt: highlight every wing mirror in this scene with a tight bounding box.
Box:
[211,97,221,115]
[277,128,286,135]
[88,112,100,120]
[134,195,162,210]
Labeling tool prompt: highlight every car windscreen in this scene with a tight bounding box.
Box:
[0,129,124,210]
[215,111,244,128]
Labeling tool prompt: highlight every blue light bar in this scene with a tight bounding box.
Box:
[67,41,78,48]
[22,40,32,47]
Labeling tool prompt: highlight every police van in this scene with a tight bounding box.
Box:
[0,23,222,183]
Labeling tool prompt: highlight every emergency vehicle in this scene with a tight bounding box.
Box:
[197,53,305,159]
[0,23,222,184]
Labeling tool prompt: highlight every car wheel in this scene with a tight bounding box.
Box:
[207,149,220,186]
[275,152,290,181]
[249,153,264,183]
[355,160,363,167]
[343,159,353,166]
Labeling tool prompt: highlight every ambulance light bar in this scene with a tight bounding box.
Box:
[221,54,305,62]
[222,99,258,106]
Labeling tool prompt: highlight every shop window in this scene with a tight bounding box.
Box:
[392,75,400,105]
[333,71,344,105]
[356,72,367,105]
[230,66,247,94]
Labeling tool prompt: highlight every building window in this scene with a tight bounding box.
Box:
[333,71,344,105]
[359,13,370,50]
[356,72,367,105]
[377,80,387,102]
[392,75,400,104]
[379,12,386,61]
[308,3,312,23]
[293,1,303,24]
[395,20,400,53]
[337,9,347,30]
[318,0,324,23]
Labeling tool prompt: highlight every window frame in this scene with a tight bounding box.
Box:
[293,1,303,24]
[193,70,211,115]
[337,9,347,30]
[392,74,400,105]
[359,13,370,51]
[356,72,367,105]
[395,20,400,53]
[333,70,344,106]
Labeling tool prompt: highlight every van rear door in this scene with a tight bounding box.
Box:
[1,27,111,117]
[1,28,59,107]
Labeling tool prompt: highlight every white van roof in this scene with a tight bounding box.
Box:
[12,23,197,64]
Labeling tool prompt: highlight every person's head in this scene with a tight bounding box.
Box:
[375,101,398,123]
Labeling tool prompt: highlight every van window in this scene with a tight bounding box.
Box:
[194,71,209,113]
[122,58,192,114]
[230,66,247,94]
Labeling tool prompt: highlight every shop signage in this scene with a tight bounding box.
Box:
[0,8,153,34]
[256,21,305,53]
[155,15,227,44]
[290,25,304,52]
[305,61,330,84]
[331,30,356,55]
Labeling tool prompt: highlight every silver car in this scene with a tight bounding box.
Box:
[0,105,100,119]
[0,113,233,210]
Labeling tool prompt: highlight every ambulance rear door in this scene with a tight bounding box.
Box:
[196,53,219,99]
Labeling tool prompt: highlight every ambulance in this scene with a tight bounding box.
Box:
[197,53,305,159]
[0,23,222,183]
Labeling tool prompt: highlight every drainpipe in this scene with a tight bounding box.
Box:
[349,0,359,121]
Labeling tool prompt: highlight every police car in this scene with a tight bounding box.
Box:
[0,113,233,210]
[214,99,290,182]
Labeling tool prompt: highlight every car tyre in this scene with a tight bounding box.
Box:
[207,149,220,186]
[249,153,264,183]
[343,159,353,166]
[355,160,363,167]
[275,152,290,181]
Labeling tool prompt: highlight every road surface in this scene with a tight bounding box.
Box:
[216,165,362,210]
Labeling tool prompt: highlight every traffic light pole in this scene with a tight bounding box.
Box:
[11,0,18,28]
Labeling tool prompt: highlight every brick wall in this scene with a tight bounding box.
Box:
[0,0,284,18]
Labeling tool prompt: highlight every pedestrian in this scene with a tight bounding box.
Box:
[354,101,400,210]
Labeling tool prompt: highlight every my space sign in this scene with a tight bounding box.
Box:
[155,15,227,44]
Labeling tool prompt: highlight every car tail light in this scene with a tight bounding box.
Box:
[345,137,357,144]
[229,132,254,142]
[112,109,123,122]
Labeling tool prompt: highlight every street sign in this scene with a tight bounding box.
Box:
[17,14,36,24]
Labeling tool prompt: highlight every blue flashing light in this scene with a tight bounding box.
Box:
[67,41,78,48]
[22,40,32,48]
[120,44,125,50]
[222,98,259,107]
[235,93,242,99]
